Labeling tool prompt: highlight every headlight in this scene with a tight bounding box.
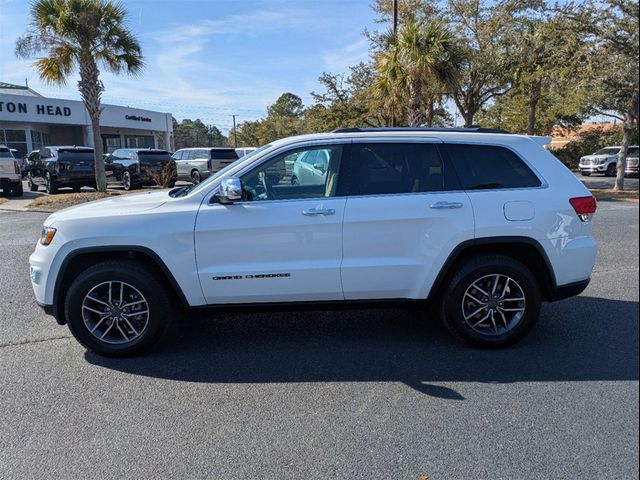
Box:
[40,227,57,246]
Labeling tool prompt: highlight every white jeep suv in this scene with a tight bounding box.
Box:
[29,128,597,356]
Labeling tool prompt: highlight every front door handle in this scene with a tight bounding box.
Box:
[430,201,464,209]
[302,208,335,216]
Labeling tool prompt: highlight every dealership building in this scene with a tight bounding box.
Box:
[0,81,173,157]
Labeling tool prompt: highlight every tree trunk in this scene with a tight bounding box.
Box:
[614,113,633,191]
[407,74,422,127]
[527,81,541,136]
[78,54,106,191]
[425,99,435,127]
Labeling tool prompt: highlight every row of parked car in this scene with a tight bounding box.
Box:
[0,145,255,196]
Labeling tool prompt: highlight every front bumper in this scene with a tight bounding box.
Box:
[579,164,607,173]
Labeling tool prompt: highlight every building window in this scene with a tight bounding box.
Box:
[30,130,51,151]
[125,135,154,148]
[102,134,122,153]
[0,129,28,158]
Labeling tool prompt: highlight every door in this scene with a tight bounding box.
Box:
[172,151,186,178]
[195,143,348,304]
[341,141,475,300]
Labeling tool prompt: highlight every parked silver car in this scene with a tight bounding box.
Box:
[290,148,331,186]
[172,148,239,184]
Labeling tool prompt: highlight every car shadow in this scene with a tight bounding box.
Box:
[85,296,639,398]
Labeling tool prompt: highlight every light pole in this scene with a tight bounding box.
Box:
[231,114,238,148]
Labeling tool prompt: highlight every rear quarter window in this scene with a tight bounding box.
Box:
[445,144,541,190]
[210,149,238,160]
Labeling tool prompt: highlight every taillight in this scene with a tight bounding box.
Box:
[14,161,20,174]
[570,196,597,222]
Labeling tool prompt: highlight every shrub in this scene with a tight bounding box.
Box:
[147,161,177,188]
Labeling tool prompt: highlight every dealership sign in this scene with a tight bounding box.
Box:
[1,93,170,131]
[0,100,72,117]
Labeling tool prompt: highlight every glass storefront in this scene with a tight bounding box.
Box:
[125,135,155,148]
[30,130,51,151]
[0,128,28,158]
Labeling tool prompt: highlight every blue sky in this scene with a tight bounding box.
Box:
[0,0,378,132]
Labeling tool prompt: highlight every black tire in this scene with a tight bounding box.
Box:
[64,260,172,357]
[191,170,201,184]
[291,175,298,185]
[581,171,591,177]
[440,255,541,348]
[45,172,58,194]
[27,174,39,191]
[122,171,133,191]
[72,185,82,193]
[7,181,23,197]
[605,164,616,177]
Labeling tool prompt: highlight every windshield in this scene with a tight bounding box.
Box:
[594,147,620,155]
[188,144,272,195]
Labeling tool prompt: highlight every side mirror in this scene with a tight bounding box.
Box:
[215,177,243,204]
[314,162,326,173]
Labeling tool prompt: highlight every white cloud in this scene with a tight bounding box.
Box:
[322,38,370,73]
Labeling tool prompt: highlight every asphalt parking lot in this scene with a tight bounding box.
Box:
[0,201,638,479]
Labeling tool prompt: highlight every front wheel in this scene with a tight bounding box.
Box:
[440,255,541,348]
[45,172,58,194]
[122,171,133,191]
[605,164,616,177]
[191,170,201,184]
[65,260,172,357]
[27,174,39,191]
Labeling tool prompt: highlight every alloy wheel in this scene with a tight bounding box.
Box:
[81,281,150,345]
[461,274,526,336]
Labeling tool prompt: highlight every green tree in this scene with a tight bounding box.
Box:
[446,0,522,127]
[267,93,304,118]
[16,0,143,191]
[478,13,591,134]
[375,20,460,126]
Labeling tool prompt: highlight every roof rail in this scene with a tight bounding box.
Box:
[331,126,512,134]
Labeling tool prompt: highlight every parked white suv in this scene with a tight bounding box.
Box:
[578,145,639,176]
[29,128,597,356]
[0,145,23,197]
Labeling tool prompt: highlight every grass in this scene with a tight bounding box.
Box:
[27,191,123,211]
[590,188,639,203]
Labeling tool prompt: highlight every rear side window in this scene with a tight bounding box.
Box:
[445,144,541,190]
[350,143,451,195]
[210,149,238,160]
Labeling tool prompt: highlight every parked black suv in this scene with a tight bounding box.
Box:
[106,148,177,190]
[27,146,96,194]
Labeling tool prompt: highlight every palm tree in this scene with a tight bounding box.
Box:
[15,0,143,191]
[375,20,460,127]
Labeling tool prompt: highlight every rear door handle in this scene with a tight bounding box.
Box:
[430,201,464,209]
[302,208,335,216]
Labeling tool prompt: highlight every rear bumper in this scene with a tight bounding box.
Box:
[51,172,96,186]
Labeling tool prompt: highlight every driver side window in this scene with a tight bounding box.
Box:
[240,145,343,202]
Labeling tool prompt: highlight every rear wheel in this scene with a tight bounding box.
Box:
[440,255,541,348]
[605,163,616,177]
[65,260,171,357]
[7,181,23,197]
